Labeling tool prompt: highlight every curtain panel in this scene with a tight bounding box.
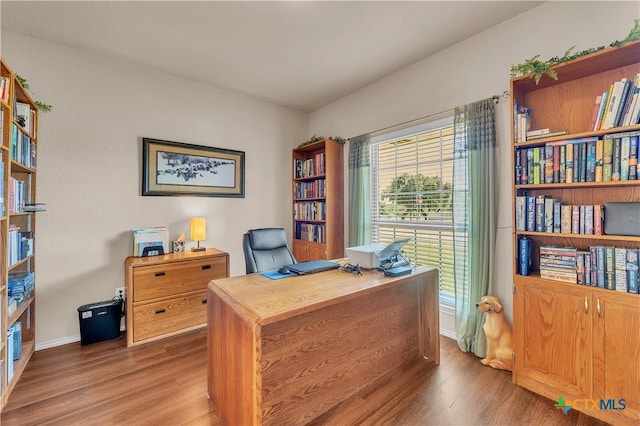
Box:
[453,98,498,358]
[348,134,371,246]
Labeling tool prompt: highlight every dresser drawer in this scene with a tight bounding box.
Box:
[133,257,227,302]
[132,292,207,342]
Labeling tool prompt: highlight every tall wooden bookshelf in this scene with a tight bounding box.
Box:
[291,139,344,262]
[0,58,38,409]
[510,41,640,424]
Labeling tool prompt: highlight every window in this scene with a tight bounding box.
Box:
[370,116,467,301]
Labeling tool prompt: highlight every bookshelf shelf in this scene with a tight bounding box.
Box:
[291,139,344,262]
[511,40,640,424]
[0,57,38,411]
[515,230,640,242]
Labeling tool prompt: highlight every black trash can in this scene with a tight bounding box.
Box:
[78,299,123,345]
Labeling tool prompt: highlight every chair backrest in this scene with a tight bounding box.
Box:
[243,228,296,274]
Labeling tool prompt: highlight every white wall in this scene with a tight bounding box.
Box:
[310,1,640,325]
[2,31,308,347]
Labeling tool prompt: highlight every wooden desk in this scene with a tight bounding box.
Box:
[207,266,439,425]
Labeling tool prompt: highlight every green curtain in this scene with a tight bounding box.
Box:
[452,98,497,358]
[348,135,371,246]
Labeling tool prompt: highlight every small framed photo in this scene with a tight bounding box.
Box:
[142,138,245,197]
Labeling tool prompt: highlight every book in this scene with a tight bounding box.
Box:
[589,95,602,131]
[525,130,567,140]
[594,204,604,235]
[544,197,554,233]
[594,138,604,182]
[585,139,596,182]
[535,195,546,232]
[560,205,572,234]
[604,246,616,290]
[620,135,630,181]
[526,196,536,231]
[628,249,639,294]
[604,79,625,129]
[518,238,531,276]
[527,128,550,137]
[544,145,554,183]
[565,143,574,183]
[629,135,639,180]
[553,201,561,233]
[614,247,627,292]
[594,89,609,130]
[603,136,613,181]
[600,84,615,129]
[559,144,566,183]
[571,205,580,234]
[515,196,526,231]
[613,79,632,128]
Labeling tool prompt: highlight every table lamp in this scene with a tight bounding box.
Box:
[190,217,207,252]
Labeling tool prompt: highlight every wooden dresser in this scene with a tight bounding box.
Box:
[124,249,229,347]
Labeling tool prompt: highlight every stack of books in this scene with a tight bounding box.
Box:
[539,245,577,283]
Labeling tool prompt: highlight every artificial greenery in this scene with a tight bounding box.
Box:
[15,74,53,112]
[510,19,640,84]
[298,135,347,147]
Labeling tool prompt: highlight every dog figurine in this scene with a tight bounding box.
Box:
[475,295,513,371]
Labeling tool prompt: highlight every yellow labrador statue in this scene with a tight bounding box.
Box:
[475,295,513,371]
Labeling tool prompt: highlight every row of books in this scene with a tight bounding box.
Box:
[7,322,23,383]
[294,179,326,199]
[0,77,10,103]
[293,201,326,221]
[294,223,326,243]
[590,73,640,131]
[8,177,27,214]
[514,131,640,185]
[294,152,326,179]
[11,123,36,169]
[514,105,531,143]
[8,226,33,267]
[515,196,604,235]
[534,244,639,293]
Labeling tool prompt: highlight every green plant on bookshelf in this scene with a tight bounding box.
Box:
[15,74,53,112]
[298,135,346,147]
[510,19,640,84]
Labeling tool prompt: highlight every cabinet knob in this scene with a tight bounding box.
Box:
[202,264,212,270]
[202,299,207,304]
[155,308,166,315]
[584,297,589,313]
[596,298,601,316]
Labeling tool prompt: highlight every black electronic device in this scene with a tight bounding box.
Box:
[384,266,412,277]
[77,299,123,345]
[278,267,290,274]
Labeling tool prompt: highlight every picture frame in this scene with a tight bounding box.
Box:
[142,138,245,197]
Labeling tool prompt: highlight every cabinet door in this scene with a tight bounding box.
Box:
[592,291,640,421]
[514,277,592,402]
[293,240,326,262]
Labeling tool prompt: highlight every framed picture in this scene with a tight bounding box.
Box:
[142,138,245,197]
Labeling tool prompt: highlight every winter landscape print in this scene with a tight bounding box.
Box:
[156,151,236,188]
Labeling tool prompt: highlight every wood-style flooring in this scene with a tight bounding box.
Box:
[1,330,608,425]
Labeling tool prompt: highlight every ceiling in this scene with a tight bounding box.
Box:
[1,1,544,112]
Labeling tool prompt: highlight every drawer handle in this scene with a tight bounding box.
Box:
[202,264,211,270]
[202,299,207,304]
[155,272,166,277]
[155,309,166,315]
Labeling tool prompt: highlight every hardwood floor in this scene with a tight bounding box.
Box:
[2,330,608,425]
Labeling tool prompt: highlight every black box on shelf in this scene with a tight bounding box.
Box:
[77,299,122,345]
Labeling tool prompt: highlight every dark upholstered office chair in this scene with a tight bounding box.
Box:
[243,228,297,274]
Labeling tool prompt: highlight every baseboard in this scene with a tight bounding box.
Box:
[36,335,80,351]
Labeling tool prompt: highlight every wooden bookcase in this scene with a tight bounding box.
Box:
[510,41,640,424]
[0,57,39,410]
[291,139,344,262]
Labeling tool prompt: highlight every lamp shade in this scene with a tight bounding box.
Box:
[190,217,207,242]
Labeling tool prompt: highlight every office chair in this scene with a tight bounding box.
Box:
[243,228,297,274]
